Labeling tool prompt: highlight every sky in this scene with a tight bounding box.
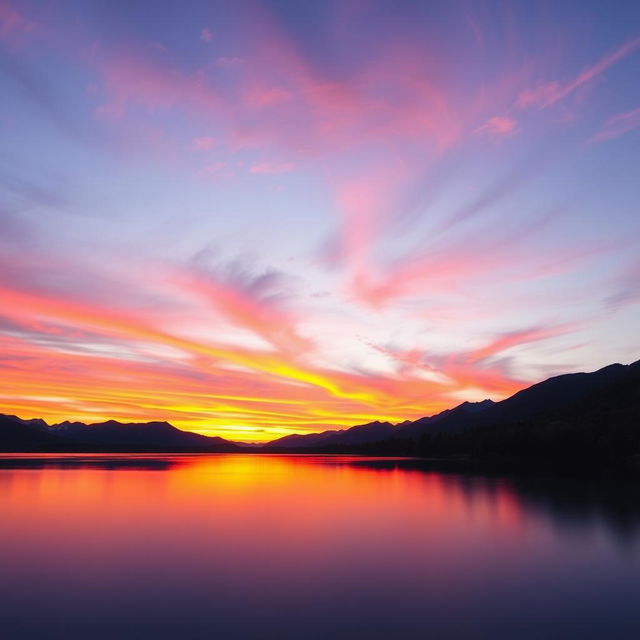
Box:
[0,0,639,442]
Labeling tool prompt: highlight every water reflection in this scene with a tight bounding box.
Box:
[345,457,640,544]
[0,454,639,639]
[3,453,637,540]
[0,453,179,470]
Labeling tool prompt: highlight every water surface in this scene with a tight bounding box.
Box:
[1,454,639,639]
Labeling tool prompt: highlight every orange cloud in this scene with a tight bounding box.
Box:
[0,266,536,441]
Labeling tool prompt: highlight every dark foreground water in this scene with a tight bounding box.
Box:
[1,455,639,640]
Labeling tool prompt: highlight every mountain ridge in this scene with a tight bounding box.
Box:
[263,359,640,463]
[0,415,242,452]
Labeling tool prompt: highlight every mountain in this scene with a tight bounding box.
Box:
[0,414,72,452]
[265,421,396,451]
[262,359,640,467]
[266,429,344,449]
[0,415,241,453]
[264,402,496,451]
[439,359,640,464]
[397,361,638,439]
[396,399,495,437]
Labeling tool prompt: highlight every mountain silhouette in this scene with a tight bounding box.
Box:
[0,414,72,452]
[394,361,638,439]
[0,415,241,453]
[263,359,640,468]
[395,399,496,437]
[266,420,396,450]
[264,401,498,451]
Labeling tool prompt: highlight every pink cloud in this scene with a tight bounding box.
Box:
[517,82,561,108]
[91,22,463,156]
[518,35,640,109]
[249,162,295,174]
[191,136,216,151]
[245,86,293,107]
[93,52,226,120]
[85,17,541,297]
[200,28,213,42]
[466,325,575,364]
[347,200,603,308]
[591,107,640,142]
[0,0,39,42]
[332,161,415,272]
[173,265,311,355]
[475,115,517,137]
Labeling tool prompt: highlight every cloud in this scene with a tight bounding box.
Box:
[1,2,636,440]
[249,161,295,174]
[475,115,517,137]
[190,252,298,306]
[245,86,292,107]
[591,107,640,142]
[517,82,561,109]
[346,198,598,308]
[93,53,222,120]
[191,136,216,150]
[604,260,640,310]
[0,0,38,41]
[0,273,432,435]
[518,35,640,109]
[465,325,575,364]
[175,257,310,355]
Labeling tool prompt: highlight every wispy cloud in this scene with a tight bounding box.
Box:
[249,161,295,174]
[0,0,39,41]
[475,115,517,137]
[0,1,637,440]
[191,136,216,150]
[591,107,640,142]
[518,35,640,109]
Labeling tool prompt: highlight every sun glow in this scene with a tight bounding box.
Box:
[1,1,638,441]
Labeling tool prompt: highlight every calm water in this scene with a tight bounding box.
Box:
[1,455,639,640]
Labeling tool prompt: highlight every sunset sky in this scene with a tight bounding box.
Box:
[1,0,639,441]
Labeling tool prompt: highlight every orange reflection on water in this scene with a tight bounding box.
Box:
[2,454,638,640]
[0,454,527,564]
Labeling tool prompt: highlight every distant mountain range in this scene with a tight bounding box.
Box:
[2,359,639,467]
[266,419,398,449]
[0,415,241,453]
[265,398,498,450]
[263,359,640,467]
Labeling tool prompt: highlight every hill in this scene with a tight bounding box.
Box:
[265,421,396,450]
[264,359,640,468]
[0,415,241,453]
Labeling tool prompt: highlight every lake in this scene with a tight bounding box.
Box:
[1,454,639,639]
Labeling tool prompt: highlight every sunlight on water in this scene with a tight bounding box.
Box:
[1,455,639,639]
